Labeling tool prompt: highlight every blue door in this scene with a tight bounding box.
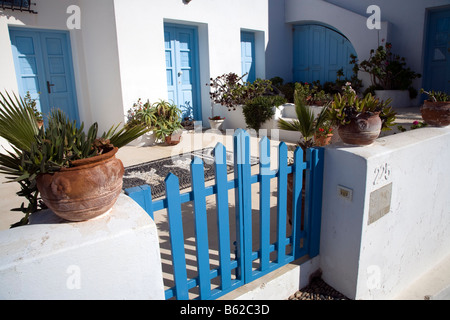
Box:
[241,31,256,83]
[9,28,79,123]
[164,24,201,121]
[423,8,450,94]
[293,24,357,84]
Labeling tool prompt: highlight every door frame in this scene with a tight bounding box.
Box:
[164,22,202,121]
[9,26,80,123]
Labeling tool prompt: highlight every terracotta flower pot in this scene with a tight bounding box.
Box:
[420,100,450,127]
[338,113,382,146]
[314,133,333,147]
[36,147,124,222]
[165,132,182,145]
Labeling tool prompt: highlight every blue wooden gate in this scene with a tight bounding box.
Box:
[125,129,324,300]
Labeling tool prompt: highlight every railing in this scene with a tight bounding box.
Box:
[0,0,37,14]
[125,129,324,300]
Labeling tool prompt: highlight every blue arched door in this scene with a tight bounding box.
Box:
[293,24,357,84]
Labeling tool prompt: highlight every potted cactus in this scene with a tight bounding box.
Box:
[0,91,149,225]
[420,89,450,127]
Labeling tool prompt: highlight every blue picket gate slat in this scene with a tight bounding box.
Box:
[165,173,189,300]
[191,157,211,299]
[214,143,233,291]
[124,129,325,300]
[259,136,271,272]
[276,142,288,264]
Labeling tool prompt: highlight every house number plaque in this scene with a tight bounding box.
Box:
[373,163,391,186]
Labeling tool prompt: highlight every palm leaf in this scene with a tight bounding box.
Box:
[0,91,39,152]
[102,123,150,149]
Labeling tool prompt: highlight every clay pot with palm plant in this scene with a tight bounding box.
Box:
[0,91,149,226]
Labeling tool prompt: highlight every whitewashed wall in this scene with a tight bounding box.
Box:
[320,127,450,299]
[113,0,269,127]
[0,0,124,134]
[0,0,269,138]
[0,194,165,300]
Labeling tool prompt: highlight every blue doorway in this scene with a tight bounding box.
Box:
[241,31,256,83]
[9,28,79,123]
[164,23,201,121]
[293,24,357,84]
[423,7,450,94]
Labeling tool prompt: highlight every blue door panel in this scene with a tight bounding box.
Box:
[293,24,357,84]
[423,8,450,94]
[164,24,200,121]
[241,31,256,83]
[9,28,79,123]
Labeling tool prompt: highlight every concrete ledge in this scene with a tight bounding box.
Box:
[219,256,320,300]
[0,194,165,300]
[394,252,450,300]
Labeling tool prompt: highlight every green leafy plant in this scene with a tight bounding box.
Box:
[350,42,421,98]
[294,82,332,106]
[0,91,149,227]
[278,85,329,151]
[420,89,450,102]
[243,95,286,132]
[327,83,396,131]
[126,99,182,141]
[207,73,273,111]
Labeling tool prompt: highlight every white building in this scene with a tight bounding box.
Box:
[1,0,449,137]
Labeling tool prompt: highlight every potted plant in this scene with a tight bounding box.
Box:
[278,84,330,151]
[153,100,183,145]
[328,83,396,146]
[351,41,421,107]
[208,115,225,130]
[420,89,450,127]
[242,95,287,133]
[314,123,334,147]
[0,91,149,225]
[277,86,329,226]
[126,99,183,145]
[207,73,273,129]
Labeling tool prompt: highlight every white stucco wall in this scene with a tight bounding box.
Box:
[0,0,269,135]
[0,194,165,300]
[113,0,269,126]
[320,127,450,300]
[0,0,124,134]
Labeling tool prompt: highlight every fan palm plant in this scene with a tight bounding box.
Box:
[277,89,330,151]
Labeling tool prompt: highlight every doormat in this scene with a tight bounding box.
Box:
[122,147,259,199]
